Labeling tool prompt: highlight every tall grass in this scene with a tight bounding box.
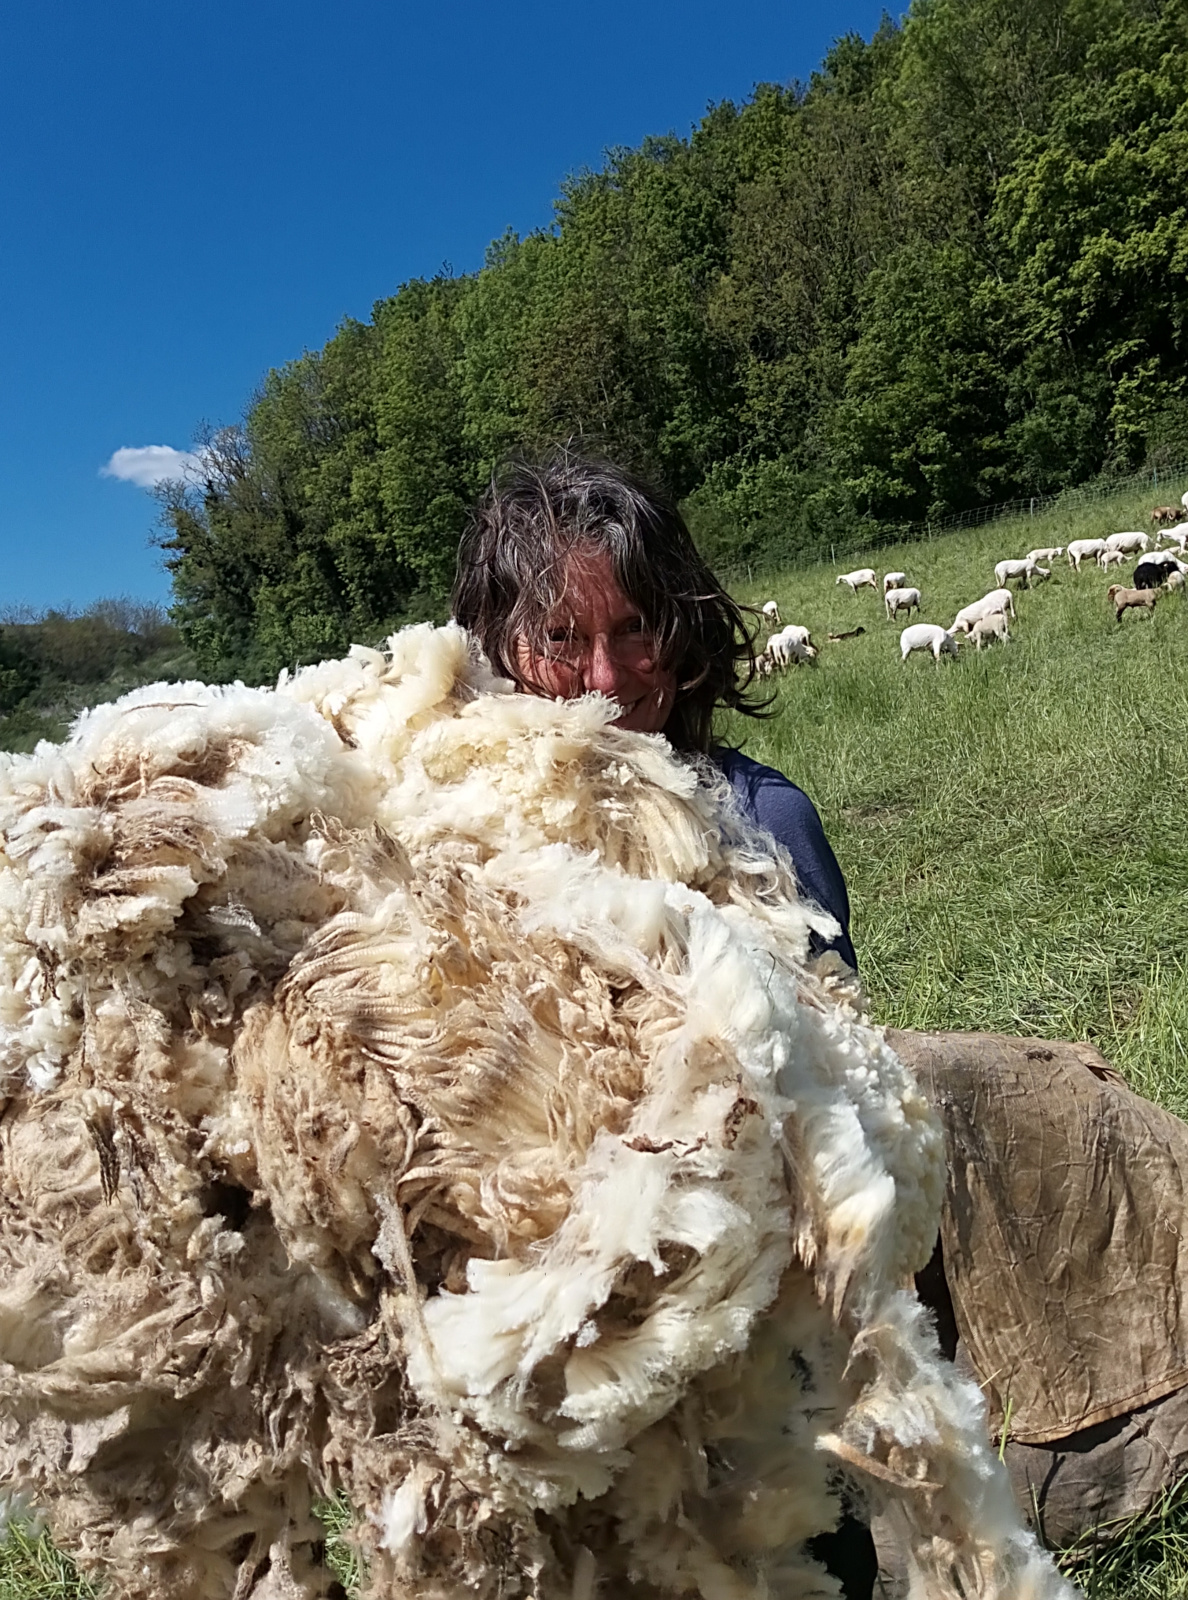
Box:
[2,483,1185,1598]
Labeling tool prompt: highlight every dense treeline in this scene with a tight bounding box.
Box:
[161,0,1188,681]
[0,601,195,752]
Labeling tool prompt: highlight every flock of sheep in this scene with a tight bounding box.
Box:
[756,491,1188,674]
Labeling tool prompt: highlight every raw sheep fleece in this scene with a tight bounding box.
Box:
[0,625,1074,1600]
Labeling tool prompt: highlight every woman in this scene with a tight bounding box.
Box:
[453,449,873,1598]
[452,450,857,972]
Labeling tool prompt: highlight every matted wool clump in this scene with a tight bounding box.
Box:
[0,625,1074,1599]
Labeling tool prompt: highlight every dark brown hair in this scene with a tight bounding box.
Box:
[452,450,764,753]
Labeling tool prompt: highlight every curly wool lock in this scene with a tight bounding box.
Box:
[0,625,1075,1599]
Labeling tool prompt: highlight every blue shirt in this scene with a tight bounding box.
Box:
[713,748,857,970]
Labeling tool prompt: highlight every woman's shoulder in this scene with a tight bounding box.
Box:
[712,746,822,828]
[711,745,855,968]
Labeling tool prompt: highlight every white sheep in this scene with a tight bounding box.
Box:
[950,588,1016,635]
[1166,570,1185,592]
[970,612,1010,650]
[761,600,782,628]
[836,567,877,593]
[885,585,922,620]
[1066,538,1109,571]
[994,557,1049,588]
[1098,547,1127,570]
[883,570,907,593]
[764,626,817,669]
[1105,530,1150,555]
[1026,547,1063,563]
[1181,488,1188,513]
[900,622,959,662]
[1156,523,1188,554]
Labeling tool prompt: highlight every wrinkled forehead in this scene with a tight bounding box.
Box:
[538,542,647,624]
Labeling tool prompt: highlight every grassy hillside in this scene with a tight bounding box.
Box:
[731,483,1188,1121]
[2,483,1187,1598]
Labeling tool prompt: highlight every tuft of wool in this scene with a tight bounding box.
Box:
[0,625,1075,1599]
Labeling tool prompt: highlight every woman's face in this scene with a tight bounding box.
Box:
[516,545,678,734]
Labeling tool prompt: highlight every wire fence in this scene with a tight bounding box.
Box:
[716,457,1188,586]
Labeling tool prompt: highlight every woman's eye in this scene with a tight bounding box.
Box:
[547,627,574,645]
[623,617,645,635]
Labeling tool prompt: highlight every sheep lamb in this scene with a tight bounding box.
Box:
[0,625,1074,1600]
[884,585,921,620]
[1108,584,1160,620]
[970,612,1010,650]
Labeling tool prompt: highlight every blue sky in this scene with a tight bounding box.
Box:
[1,0,891,614]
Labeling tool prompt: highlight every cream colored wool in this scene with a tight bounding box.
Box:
[0,624,1075,1600]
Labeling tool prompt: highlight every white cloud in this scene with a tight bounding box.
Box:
[101,445,205,489]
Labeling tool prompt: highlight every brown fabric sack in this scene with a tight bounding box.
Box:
[888,1029,1188,1549]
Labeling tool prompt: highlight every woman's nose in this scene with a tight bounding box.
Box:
[582,637,629,697]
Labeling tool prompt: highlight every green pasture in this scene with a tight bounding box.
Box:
[3,483,1187,1598]
[731,485,1188,1119]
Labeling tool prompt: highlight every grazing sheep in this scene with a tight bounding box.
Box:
[1156,523,1188,554]
[836,566,877,593]
[764,625,817,669]
[828,625,866,641]
[1067,538,1109,570]
[1106,530,1150,555]
[1108,584,1160,621]
[995,557,1049,588]
[1166,570,1185,592]
[0,625,1073,1600]
[901,622,959,662]
[1181,488,1188,513]
[970,612,1010,650]
[883,570,907,593]
[995,557,1029,587]
[1026,546,1064,563]
[761,599,782,628]
[1098,547,1127,570]
[781,623,814,649]
[1151,506,1180,526]
[885,585,922,620]
[1134,552,1188,589]
[951,588,1016,636]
